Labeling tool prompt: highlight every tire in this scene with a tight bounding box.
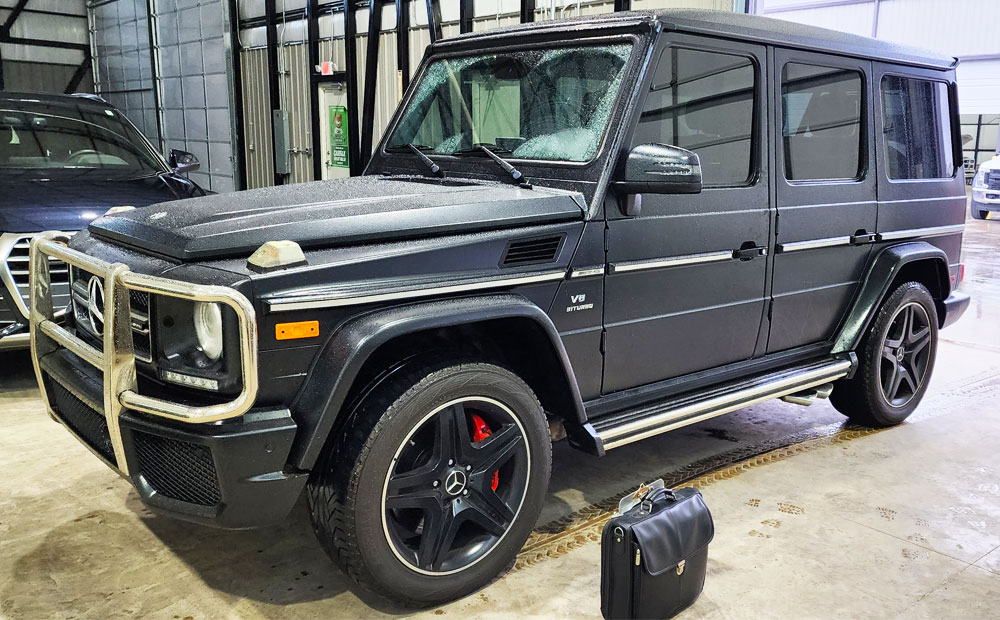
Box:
[307,359,552,607]
[830,282,938,426]
[970,204,987,220]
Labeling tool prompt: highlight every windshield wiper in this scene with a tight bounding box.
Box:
[456,144,525,184]
[385,143,443,178]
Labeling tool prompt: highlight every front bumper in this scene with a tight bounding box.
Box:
[940,291,971,330]
[41,349,306,527]
[29,235,302,528]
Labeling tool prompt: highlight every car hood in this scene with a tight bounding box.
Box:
[89,176,586,261]
[0,172,184,233]
[977,157,1000,174]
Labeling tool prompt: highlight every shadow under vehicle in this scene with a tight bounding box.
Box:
[25,10,970,608]
[0,92,205,351]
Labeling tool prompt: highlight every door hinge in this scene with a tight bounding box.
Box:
[767,299,774,321]
[600,330,607,354]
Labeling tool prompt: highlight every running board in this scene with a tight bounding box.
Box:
[592,358,853,451]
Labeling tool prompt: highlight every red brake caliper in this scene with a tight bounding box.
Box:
[470,414,499,492]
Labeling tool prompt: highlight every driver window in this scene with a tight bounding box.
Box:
[633,46,757,187]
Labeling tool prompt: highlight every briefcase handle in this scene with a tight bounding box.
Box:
[639,487,677,512]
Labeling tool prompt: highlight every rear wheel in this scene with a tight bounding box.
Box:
[830,282,938,426]
[307,360,551,607]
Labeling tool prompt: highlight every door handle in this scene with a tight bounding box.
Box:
[733,245,768,261]
[850,232,878,245]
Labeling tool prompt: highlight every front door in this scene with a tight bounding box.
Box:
[766,50,877,353]
[603,35,770,394]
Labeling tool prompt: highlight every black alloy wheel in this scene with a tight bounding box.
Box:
[879,302,933,408]
[307,360,551,607]
[830,281,939,426]
[382,397,530,575]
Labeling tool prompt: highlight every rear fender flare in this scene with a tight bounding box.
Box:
[832,241,950,354]
[289,294,586,469]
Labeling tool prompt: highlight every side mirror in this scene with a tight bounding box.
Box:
[613,143,702,216]
[169,149,200,174]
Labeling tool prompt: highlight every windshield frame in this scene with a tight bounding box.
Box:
[376,34,643,170]
[0,97,170,178]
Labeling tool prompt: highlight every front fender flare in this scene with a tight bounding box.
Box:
[832,241,950,354]
[288,294,587,469]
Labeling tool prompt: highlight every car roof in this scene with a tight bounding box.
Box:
[0,92,113,109]
[435,9,956,71]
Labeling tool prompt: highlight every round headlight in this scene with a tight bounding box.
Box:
[193,302,223,361]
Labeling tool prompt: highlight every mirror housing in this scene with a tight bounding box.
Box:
[613,144,703,214]
[169,149,200,175]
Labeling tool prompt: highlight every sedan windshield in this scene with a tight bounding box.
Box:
[0,101,165,177]
[386,44,633,163]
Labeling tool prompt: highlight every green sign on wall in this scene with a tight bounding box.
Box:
[329,105,349,168]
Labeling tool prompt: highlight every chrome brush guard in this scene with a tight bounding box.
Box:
[29,233,259,475]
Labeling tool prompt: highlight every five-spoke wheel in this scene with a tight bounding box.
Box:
[307,361,551,607]
[382,397,530,574]
[831,281,939,426]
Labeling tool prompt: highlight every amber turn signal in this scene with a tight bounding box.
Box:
[275,320,319,341]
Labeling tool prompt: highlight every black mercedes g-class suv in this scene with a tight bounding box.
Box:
[0,92,205,351]
[27,10,969,607]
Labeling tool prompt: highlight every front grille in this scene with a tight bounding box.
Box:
[46,377,115,463]
[70,266,153,362]
[0,290,16,330]
[133,431,221,506]
[987,171,1000,190]
[2,234,71,319]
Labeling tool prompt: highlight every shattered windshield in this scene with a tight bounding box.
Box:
[386,44,633,163]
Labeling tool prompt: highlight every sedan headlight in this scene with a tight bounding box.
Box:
[194,301,224,360]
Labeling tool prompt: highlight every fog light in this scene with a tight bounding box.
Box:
[162,370,219,391]
[194,301,224,360]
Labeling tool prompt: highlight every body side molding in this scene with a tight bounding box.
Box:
[288,294,590,469]
[831,241,951,354]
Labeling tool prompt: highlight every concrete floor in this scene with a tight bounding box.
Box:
[1,214,998,619]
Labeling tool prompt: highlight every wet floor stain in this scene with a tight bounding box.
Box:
[777,503,804,515]
[703,427,742,443]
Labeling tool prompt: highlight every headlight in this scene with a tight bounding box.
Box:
[193,301,224,360]
[973,169,987,189]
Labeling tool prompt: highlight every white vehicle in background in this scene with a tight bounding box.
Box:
[971,148,1000,220]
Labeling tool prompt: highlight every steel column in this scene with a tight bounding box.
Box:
[64,52,92,94]
[425,0,442,43]
[264,0,284,185]
[360,0,383,165]
[344,0,362,175]
[520,0,535,23]
[459,0,473,34]
[228,0,248,189]
[396,0,410,92]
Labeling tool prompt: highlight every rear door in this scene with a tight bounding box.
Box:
[767,50,877,353]
[603,35,770,394]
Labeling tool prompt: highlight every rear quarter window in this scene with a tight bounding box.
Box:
[880,75,956,180]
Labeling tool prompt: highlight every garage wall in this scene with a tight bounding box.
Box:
[91,0,239,193]
[754,0,1000,115]
[0,0,91,93]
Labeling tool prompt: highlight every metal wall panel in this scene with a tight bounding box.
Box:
[91,0,159,142]
[240,47,274,188]
[278,43,313,183]
[0,60,92,93]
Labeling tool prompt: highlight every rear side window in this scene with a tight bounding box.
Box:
[880,75,955,179]
[634,47,756,187]
[782,63,864,181]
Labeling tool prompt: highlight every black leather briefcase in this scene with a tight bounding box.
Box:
[601,485,714,619]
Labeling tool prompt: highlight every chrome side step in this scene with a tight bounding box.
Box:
[781,382,834,406]
[593,358,853,451]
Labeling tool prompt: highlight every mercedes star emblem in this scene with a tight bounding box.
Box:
[87,276,105,335]
[444,470,467,496]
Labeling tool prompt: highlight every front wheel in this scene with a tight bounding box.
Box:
[830,282,939,426]
[307,360,551,607]
[970,204,987,220]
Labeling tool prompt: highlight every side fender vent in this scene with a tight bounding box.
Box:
[501,234,565,267]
